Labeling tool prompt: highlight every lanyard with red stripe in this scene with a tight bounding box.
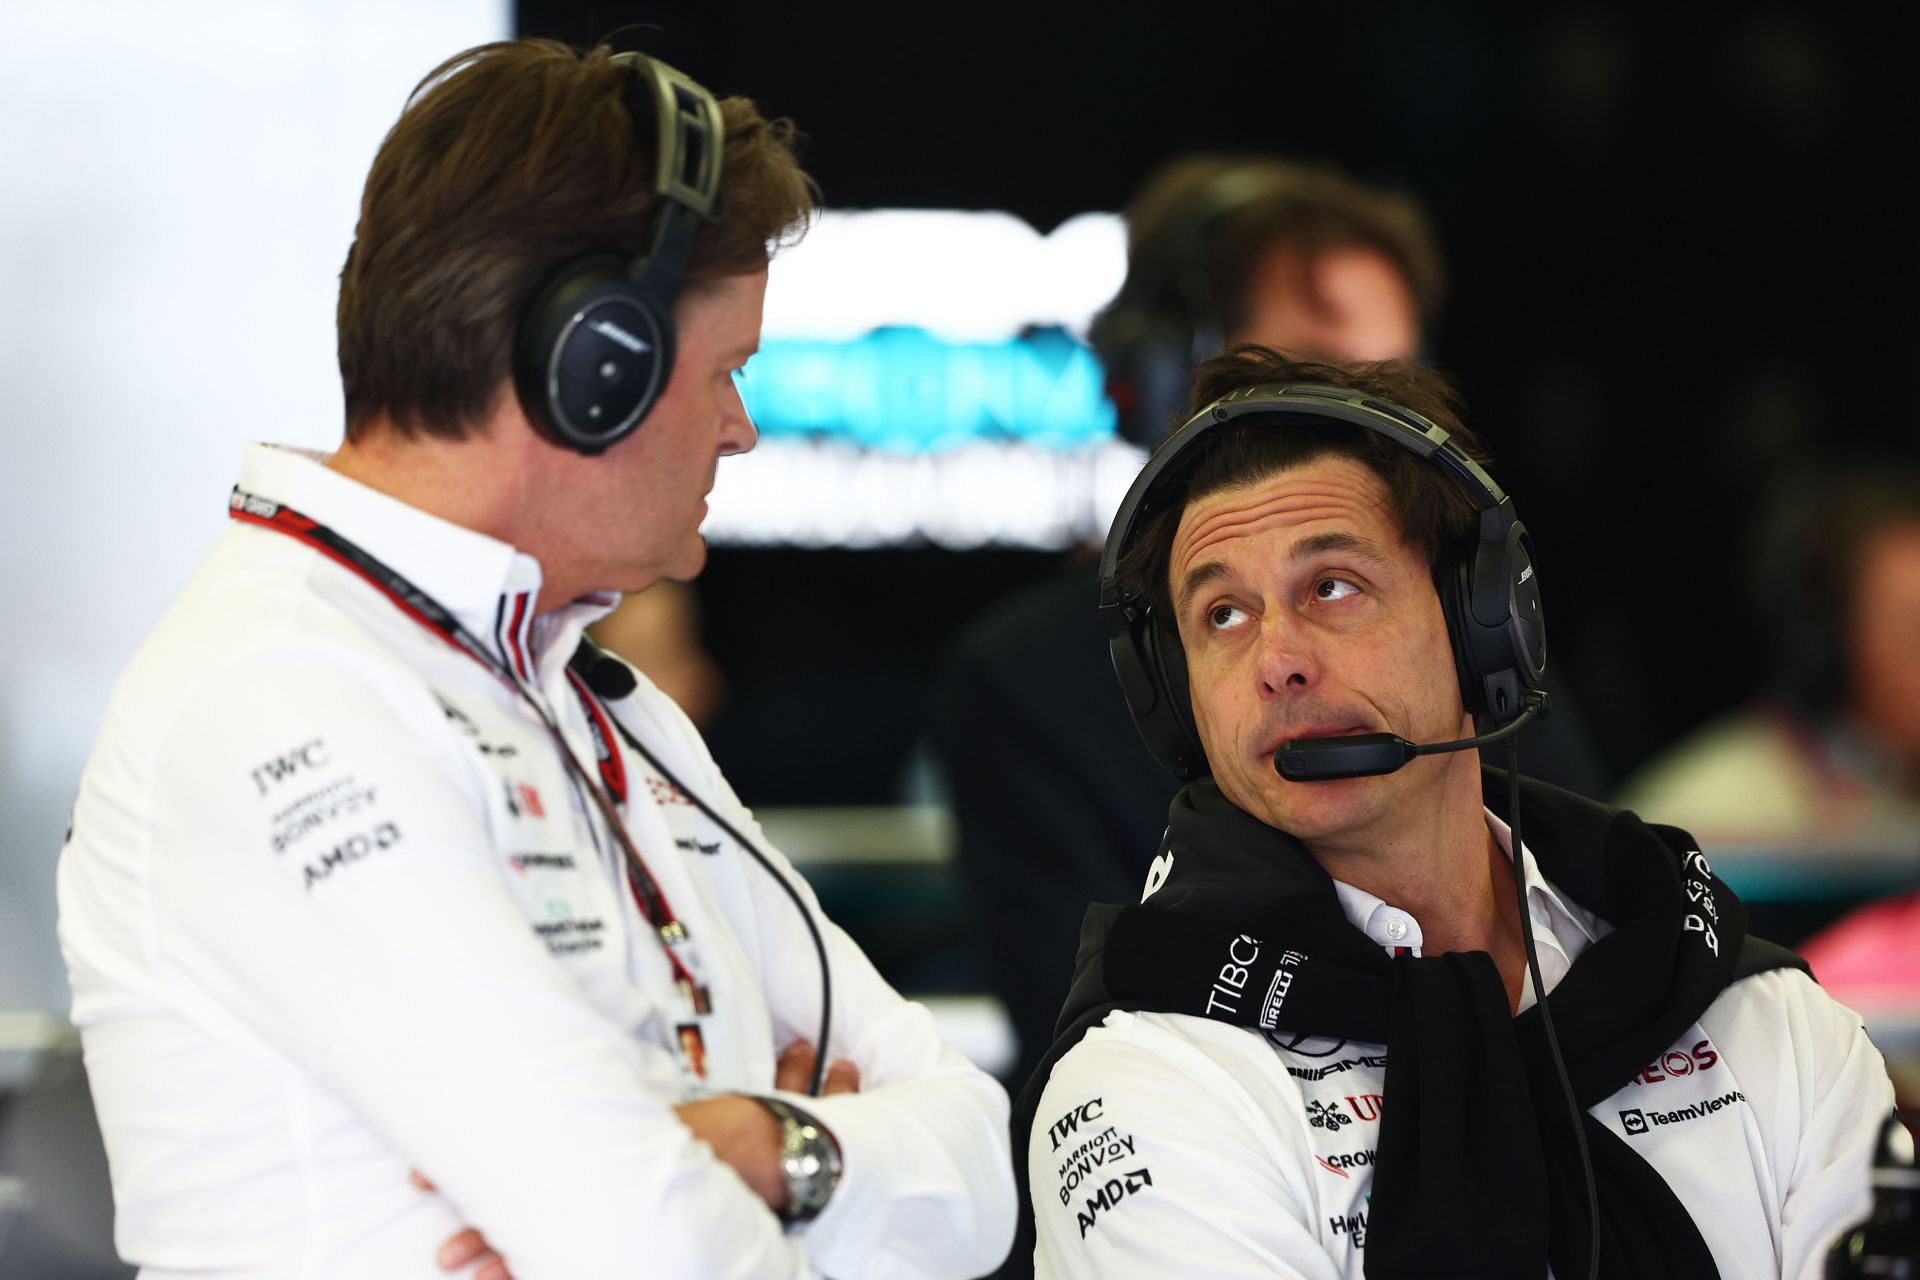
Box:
[567,669,628,808]
[229,487,708,999]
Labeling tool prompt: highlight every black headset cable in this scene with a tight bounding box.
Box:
[1506,724,1600,1280]
[573,641,834,1098]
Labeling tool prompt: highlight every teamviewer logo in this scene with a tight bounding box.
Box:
[1620,1108,1648,1135]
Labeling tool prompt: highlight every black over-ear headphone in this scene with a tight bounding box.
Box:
[1092,168,1286,449]
[1098,382,1547,781]
[512,53,723,455]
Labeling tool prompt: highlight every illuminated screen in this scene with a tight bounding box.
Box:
[707,210,1146,550]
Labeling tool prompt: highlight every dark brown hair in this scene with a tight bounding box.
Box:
[1106,154,1444,341]
[1761,463,1920,714]
[1116,346,1490,619]
[337,40,817,441]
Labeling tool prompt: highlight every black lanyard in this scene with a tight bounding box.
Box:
[229,487,706,996]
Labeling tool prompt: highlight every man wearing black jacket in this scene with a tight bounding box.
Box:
[930,156,1608,1094]
[1012,349,1892,1278]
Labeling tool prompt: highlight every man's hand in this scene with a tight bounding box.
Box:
[415,1170,512,1280]
[674,1039,861,1210]
[772,1039,861,1096]
[426,1042,861,1270]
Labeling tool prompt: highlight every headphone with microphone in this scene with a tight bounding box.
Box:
[1092,167,1288,449]
[1098,381,1547,783]
[1100,380,1596,1278]
[512,52,723,455]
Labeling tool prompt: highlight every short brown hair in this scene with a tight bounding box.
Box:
[337,40,817,441]
[1105,154,1444,341]
[1116,347,1490,620]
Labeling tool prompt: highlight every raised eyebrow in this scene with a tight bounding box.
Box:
[1176,533,1388,616]
[1175,561,1234,620]
[1289,531,1392,567]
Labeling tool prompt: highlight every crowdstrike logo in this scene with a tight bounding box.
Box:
[1314,1150,1377,1179]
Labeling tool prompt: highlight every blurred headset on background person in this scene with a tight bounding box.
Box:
[1090,158,1442,451]
[1090,166,1295,449]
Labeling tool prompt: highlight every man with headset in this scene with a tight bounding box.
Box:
[57,40,1013,1278]
[932,154,1609,1094]
[1014,347,1893,1277]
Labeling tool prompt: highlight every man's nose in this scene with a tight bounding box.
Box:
[1255,615,1317,700]
[719,375,758,456]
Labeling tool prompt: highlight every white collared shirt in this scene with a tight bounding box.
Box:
[1331,809,1601,1008]
[1030,810,1892,1279]
[60,444,1014,1278]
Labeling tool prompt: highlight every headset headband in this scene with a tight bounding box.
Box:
[613,51,723,292]
[1098,381,1507,609]
[1096,377,1545,779]
[515,51,724,453]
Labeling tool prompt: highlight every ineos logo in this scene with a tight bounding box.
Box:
[1633,1039,1719,1086]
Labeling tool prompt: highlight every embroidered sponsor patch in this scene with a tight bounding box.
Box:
[1619,1089,1746,1135]
[1314,1149,1377,1179]
[1073,1168,1153,1239]
[250,739,329,796]
[1044,1098,1154,1237]
[1628,1039,1720,1086]
[1329,1208,1369,1248]
[269,777,378,853]
[1286,1053,1388,1082]
[301,821,402,890]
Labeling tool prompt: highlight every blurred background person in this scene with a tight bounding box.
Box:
[1620,464,1920,844]
[1799,890,1920,1110]
[931,154,1609,1088]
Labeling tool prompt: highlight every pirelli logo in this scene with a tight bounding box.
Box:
[1258,950,1307,1030]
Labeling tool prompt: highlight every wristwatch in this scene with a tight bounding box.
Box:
[756,1096,843,1224]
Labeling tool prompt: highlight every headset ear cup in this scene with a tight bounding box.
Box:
[1438,549,1489,721]
[1103,602,1210,781]
[1146,609,1209,780]
[514,253,675,455]
[1451,517,1548,729]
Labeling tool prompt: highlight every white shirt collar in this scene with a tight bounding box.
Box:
[234,444,617,686]
[1329,808,1608,1006]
